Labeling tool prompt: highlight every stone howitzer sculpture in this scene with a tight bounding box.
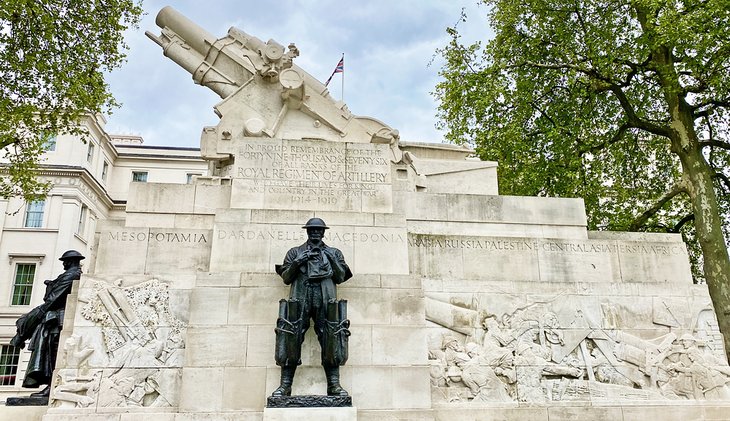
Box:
[145,6,403,175]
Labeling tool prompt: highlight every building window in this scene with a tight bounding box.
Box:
[102,161,109,183]
[0,345,21,386]
[132,171,148,182]
[87,143,95,163]
[11,263,35,306]
[77,205,88,236]
[44,133,57,151]
[186,173,201,184]
[24,200,44,228]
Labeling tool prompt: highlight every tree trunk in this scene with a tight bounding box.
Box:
[639,11,730,359]
[676,134,730,361]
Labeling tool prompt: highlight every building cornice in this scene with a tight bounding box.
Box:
[115,153,205,161]
[21,164,118,210]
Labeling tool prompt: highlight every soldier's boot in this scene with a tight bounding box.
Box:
[30,385,50,398]
[271,366,296,397]
[324,366,349,396]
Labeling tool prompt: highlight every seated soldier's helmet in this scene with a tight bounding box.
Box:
[302,218,329,230]
[59,250,86,261]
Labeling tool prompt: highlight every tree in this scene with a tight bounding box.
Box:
[435,1,730,355]
[0,0,143,200]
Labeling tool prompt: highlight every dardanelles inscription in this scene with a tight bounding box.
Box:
[216,227,406,244]
[231,140,391,209]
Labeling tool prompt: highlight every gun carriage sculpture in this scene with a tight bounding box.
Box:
[146,6,403,176]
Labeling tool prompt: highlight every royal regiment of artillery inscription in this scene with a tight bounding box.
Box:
[228,139,393,212]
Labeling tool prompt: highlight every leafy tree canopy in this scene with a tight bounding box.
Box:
[0,0,143,200]
[435,1,730,353]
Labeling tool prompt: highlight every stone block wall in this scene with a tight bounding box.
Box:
[35,140,730,421]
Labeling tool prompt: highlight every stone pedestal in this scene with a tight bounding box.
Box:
[5,396,48,406]
[266,395,352,408]
[263,406,357,421]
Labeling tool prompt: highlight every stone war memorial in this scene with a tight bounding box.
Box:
[6,5,730,421]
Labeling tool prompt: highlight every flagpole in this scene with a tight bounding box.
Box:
[341,53,345,103]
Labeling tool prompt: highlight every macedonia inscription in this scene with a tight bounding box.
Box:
[228,139,393,212]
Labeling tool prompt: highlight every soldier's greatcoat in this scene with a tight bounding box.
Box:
[12,266,81,387]
[275,240,352,363]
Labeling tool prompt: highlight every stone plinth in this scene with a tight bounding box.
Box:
[0,405,47,421]
[264,406,357,421]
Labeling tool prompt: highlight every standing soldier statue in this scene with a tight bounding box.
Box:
[8,250,85,404]
[272,218,352,398]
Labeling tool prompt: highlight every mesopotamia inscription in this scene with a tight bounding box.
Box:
[107,231,209,243]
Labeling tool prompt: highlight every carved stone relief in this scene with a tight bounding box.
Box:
[51,335,100,408]
[51,279,185,409]
[426,296,730,403]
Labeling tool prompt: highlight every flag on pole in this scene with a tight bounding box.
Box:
[324,55,344,87]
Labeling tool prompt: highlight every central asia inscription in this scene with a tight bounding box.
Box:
[228,139,393,212]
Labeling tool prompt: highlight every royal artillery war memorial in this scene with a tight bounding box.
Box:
[3,6,730,421]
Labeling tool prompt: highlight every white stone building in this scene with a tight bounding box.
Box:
[0,114,206,399]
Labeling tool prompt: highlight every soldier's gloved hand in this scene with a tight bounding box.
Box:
[293,251,310,265]
[9,334,25,349]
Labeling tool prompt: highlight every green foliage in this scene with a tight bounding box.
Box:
[435,0,730,282]
[0,0,143,201]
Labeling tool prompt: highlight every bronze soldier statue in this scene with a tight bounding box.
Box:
[9,250,85,401]
[272,218,352,397]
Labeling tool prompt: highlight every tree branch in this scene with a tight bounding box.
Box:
[700,140,730,150]
[517,59,670,137]
[578,123,630,156]
[609,85,670,137]
[671,214,695,233]
[713,173,730,194]
[692,97,730,112]
[629,182,688,231]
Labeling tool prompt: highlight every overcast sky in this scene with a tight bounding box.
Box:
[104,0,492,147]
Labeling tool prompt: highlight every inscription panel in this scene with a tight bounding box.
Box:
[210,223,408,274]
[95,229,212,275]
[408,234,690,283]
[228,139,393,212]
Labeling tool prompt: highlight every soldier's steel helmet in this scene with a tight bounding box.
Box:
[59,250,86,261]
[302,218,329,230]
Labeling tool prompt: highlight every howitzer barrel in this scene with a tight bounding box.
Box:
[155,6,216,57]
[145,6,253,98]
